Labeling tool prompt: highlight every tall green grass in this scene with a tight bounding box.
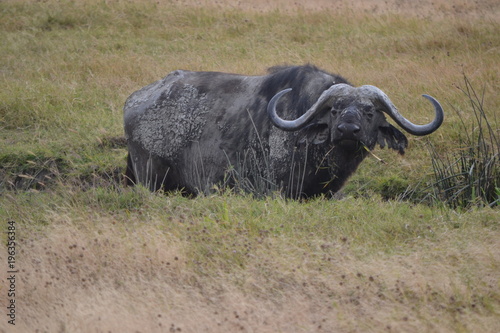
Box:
[429,75,499,208]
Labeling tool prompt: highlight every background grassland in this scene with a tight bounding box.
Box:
[0,0,499,332]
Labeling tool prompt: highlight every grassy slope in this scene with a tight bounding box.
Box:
[0,0,499,332]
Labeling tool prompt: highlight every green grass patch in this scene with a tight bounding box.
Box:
[429,75,499,208]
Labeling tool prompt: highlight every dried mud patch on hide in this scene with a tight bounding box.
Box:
[131,83,210,160]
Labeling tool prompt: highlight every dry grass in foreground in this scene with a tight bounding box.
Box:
[1,191,499,333]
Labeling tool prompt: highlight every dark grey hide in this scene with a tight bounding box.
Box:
[124,65,443,198]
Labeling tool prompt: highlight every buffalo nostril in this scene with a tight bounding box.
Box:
[337,123,360,136]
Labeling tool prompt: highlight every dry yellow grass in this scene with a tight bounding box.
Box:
[177,0,500,19]
[2,195,499,332]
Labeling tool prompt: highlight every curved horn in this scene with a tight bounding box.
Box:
[359,85,444,136]
[267,83,354,131]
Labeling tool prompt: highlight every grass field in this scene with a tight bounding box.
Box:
[0,0,499,332]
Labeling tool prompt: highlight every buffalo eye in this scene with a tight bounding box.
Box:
[363,106,375,121]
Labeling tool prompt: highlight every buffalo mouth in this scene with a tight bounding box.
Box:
[334,139,363,150]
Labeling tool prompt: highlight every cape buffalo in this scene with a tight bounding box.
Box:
[124,65,443,198]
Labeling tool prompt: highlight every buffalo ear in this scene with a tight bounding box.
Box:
[377,123,408,155]
[298,123,329,145]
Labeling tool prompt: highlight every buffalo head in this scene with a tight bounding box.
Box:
[267,84,444,154]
